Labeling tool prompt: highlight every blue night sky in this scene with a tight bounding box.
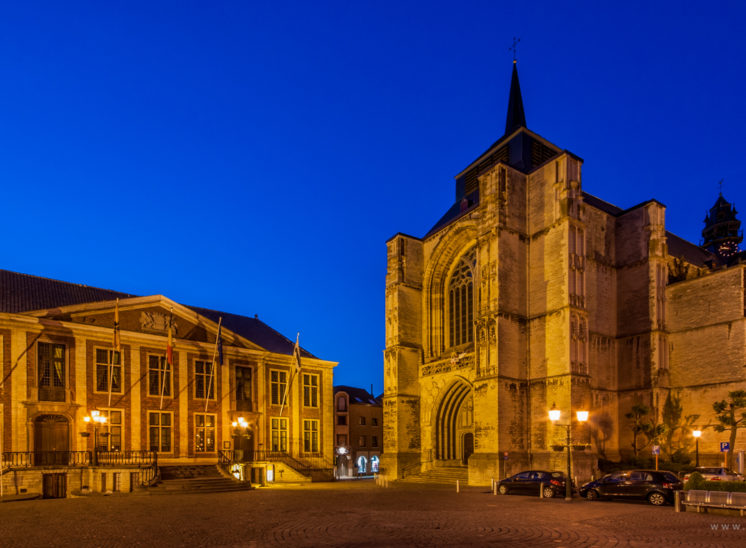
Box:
[1,1,744,392]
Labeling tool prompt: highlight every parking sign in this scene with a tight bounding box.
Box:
[720,442,730,452]
[652,445,660,455]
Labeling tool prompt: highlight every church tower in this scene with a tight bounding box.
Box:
[702,191,743,260]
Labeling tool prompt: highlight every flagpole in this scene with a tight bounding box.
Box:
[205,317,222,414]
[109,298,120,408]
[160,308,173,411]
[279,332,301,417]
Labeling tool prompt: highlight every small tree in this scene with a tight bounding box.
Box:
[661,391,698,462]
[713,390,746,470]
[625,404,656,458]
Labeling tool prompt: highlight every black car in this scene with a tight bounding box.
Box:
[498,470,569,498]
[579,470,682,506]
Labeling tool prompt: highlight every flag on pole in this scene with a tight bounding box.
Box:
[279,332,301,417]
[113,298,121,352]
[205,318,222,413]
[166,311,173,366]
[293,332,301,374]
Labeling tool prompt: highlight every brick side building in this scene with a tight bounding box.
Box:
[382,62,746,485]
[333,386,382,477]
[0,269,336,496]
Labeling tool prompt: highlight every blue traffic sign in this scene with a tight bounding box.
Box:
[720,442,730,452]
[652,445,660,455]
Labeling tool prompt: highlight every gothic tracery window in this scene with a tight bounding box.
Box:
[448,248,476,347]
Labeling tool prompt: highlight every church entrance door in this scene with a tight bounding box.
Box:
[435,381,473,464]
[462,433,474,465]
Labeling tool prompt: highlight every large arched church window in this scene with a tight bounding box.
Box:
[448,248,475,347]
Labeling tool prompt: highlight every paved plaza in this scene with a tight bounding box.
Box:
[1,481,745,547]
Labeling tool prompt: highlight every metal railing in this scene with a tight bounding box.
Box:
[1,450,157,469]
[220,450,334,477]
[96,450,157,466]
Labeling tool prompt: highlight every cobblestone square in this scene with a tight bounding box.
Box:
[2,481,745,547]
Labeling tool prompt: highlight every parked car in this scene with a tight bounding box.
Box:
[498,470,569,498]
[682,467,744,483]
[579,470,682,506]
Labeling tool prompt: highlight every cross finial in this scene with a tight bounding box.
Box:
[719,179,724,195]
[509,37,520,63]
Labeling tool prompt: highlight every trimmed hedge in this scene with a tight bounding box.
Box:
[684,472,746,492]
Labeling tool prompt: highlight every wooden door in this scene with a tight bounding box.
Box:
[42,473,67,498]
[34,415,70,465]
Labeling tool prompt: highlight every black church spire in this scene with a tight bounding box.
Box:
[702,190,743,259]
[505,61,526,135]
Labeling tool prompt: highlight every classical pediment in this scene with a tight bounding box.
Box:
[27,296,265,351]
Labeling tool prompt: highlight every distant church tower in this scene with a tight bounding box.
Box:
[702,191,743,260]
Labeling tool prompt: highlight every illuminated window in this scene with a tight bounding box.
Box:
[303,419,319,453]
[448,248,475,347]
[96,349,122,393]
[148,412,172,452]
[148,355,171,397]
[194,360,215,399]
[235,366,252,411]
[38,342,66,401]
[303,373,319,407]
[270,370,287,405]
[98,409,123,451]
[195,413,216,452]
[271,417,288,452]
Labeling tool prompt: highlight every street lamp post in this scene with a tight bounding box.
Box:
[549,404,588,501]
[692,429,702,467]
[83,410,107,466]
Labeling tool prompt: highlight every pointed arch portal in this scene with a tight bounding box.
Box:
[435,380,473,461]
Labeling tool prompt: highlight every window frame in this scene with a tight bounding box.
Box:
[270,417,288,452]
[194,413,217,453]
[447,248,476,348]
[302,373,319,408]
[303,419,319,453]
[194,359,216,400]
[270,369,288,406]
[148,411,173,453]
[95,348,123,394]
[147,354,172,398]
[98,409,124,452]
[38,342,67,401]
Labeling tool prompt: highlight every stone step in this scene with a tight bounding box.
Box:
[145,477,250,495]
[159,465,222,480]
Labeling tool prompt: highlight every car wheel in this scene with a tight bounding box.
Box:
[586,489,599,501]
[648,492,666,506]
[498,484,509,495]
[542,486,555,499]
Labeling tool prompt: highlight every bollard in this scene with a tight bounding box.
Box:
[674,490,681,512]
[539,483,543,498]
[493,482,497,495]
[456,480,460,493]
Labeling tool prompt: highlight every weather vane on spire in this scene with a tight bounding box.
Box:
[509,37,520,63]
[719,178,724,195]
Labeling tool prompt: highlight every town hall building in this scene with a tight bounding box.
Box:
[382,61,746,485]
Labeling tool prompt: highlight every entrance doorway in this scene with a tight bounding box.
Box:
[34,415,69,466]
[233,429,254,462]
[462,433,474,465]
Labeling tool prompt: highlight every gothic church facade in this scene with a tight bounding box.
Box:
[383,62,746,484]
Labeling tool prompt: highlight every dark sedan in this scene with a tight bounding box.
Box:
[579,470,682,505]
[498,470,568,498]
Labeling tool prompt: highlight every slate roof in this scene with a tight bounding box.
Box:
[0,269,134,313]
[0,269,314,358]
[424,189,480,238]
[333,385,380,405]
[666,232,718,267]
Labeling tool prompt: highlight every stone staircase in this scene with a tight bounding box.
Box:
[144,465,250,495]
[399,465,469,485]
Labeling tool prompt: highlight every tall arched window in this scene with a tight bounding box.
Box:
[448,248,475,347]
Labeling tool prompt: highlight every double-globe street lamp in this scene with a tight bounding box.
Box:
[82,410,108,466]
[549,404,588,501]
